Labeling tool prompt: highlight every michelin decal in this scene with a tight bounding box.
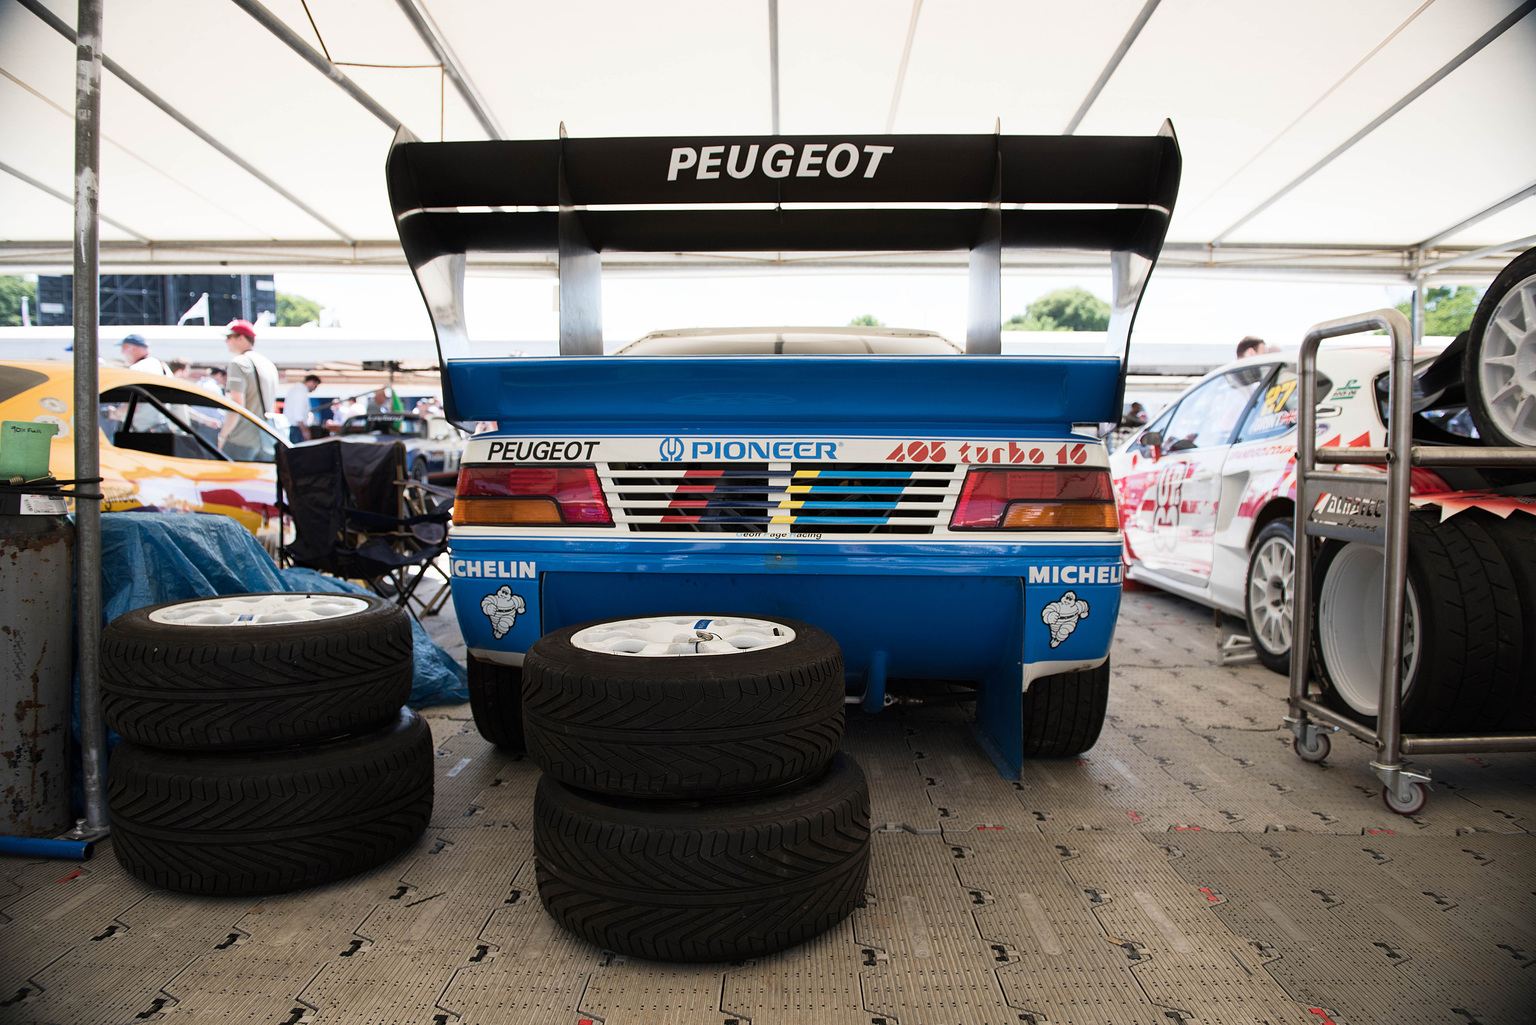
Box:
[1042,591,1090,649]
[481,586,527,640]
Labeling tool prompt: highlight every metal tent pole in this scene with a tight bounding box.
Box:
[71,0,109,838]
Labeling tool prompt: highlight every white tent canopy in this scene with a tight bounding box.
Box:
[2,0,1533,283]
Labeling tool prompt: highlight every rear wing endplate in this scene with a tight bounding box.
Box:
[386,126,1180,417]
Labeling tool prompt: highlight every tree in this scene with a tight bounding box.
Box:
[1004,286,1110,332]
[0,276,37,327]
[847,314,885,327]
[1393,285,1481,337]
[276,291,323,327]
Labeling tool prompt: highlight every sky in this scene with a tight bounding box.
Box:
[275,268,1420,358]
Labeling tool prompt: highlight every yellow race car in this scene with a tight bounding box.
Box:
[2,359,286,534]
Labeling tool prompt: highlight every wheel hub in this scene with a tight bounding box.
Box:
[570,616,797,657]
[147,593,370,626]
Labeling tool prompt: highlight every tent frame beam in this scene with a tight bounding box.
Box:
[0,158,148,242]
[1063,0,1161,134]
[17,0,357,245]
[392,0,503,139]
[1416,179,1536,250]
[1211,0,1535,244]
[229,0,406,133]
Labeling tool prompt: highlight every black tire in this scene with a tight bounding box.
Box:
[108,708,432,896]
[1021,660,1109,757]
[534,750,870,962]
[1244,519,1296,676]
[101,592,412,750]
[468,657,526,752]
[1313,511,1523,733]
[1461,509,1536,729]
[1464,246,1536,450]
[522,615,844,799]
[410,456,429,481]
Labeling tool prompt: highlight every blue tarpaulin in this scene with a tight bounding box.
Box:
[98,512,467,707]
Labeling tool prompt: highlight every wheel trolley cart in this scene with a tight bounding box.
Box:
[1285,308,1536,814]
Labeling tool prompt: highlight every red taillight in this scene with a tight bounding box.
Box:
[950,468,1117,530]
[454,466,612,526]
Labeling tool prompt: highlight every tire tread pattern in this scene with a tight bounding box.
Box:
[107,709,432,896]
[1021,661,1110,758]
[533,752,870,962]
[522,617,844,798]
[101,594,411,750]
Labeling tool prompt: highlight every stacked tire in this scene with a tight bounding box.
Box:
[1311,510,1536,733]
[101,593,432,896]
[473,614,871,962]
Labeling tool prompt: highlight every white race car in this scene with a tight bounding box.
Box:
[1109,345,1467,676]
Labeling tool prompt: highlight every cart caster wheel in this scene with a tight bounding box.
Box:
[1382,781,1428,816]
[1293,732,1330,763]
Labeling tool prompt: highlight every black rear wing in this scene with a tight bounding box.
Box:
[385,125,1180,384]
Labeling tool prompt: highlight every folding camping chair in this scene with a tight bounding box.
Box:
[276,438,455,617]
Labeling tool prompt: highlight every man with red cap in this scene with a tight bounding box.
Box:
[218,319,279,461]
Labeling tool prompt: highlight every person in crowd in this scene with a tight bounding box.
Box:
[198,367,227,396]
[1236,336,1268,359]
[283,373,322,443]
[219,319,279,461]
[366,387,391,415]
[1121,401,1147,427]
[120,334,170,375]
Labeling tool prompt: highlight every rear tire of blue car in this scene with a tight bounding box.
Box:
[522,614,845,799]
[467,657,525,752]
[1020,660,1110,758]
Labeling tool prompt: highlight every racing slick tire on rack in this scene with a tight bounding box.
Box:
[1312,510,1523,733]
[521,615,845,799]
[534,750,870,962]
[101,593,412,750]
[107,708,432,896]
[468,656,526,752]
[1460,509,1536,729]
[1464,246,1536,450]
[1244,520,1296,676]
[1020,660,1110,758]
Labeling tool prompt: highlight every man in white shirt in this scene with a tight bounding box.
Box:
[120,334,169,376]
[283,373,321,443]
[219,319,279,462]
[115,334,173,431]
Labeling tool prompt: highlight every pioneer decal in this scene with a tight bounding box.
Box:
[1041,591,1091,648]
[483,440,600,461]
[667,142,894,182]
[685,440,841,460]
[886,440,1090,465]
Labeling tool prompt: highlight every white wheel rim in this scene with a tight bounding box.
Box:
[148,593,371,626]
[1477,271,1536,446]
[1247,534,1294,656]
[1317,544,1419,717]
[571,616,796,657]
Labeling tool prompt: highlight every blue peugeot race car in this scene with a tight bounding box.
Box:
[386,126,1181,777]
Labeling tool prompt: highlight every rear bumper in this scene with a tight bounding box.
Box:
[450,536,1122,686]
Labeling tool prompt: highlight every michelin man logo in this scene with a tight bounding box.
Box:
[1041,590,1090,648]
[480,586,527,640]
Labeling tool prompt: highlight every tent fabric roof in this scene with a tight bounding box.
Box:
[2,0,1533,282]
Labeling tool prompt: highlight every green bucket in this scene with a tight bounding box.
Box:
[0,420,60,481]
